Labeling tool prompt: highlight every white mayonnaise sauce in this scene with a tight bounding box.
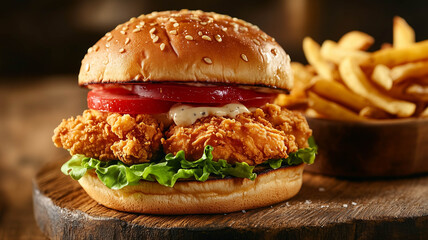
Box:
[169,103,251,126]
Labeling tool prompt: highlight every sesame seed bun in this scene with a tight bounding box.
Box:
[78,10,293,91]
[78,164,304,214]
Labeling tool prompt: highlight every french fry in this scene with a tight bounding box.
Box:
[339,57,416,117]
[291,62,314,86]
[308,91,364,121]
[310,79,370,111]
[393,16,415,49]
[405,84,428,101]
[305,108,323,118]
[275,62,314,107]
[371,64,393,90]
[381,43,393,50]
[366,40,428,67]
[321,40,371,65]
[420,107,428,118]
[359,106,390,119]
[338,31,374,51]
[303,37,337,81]
[390,60,428,83]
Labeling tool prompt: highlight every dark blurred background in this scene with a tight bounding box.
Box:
[1,0,427,79]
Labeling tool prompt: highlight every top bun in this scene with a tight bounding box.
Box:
[79,10,293,91]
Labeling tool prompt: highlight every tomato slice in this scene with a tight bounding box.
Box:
[88,88,175,114]
[88,84,277,114]
[132,84,275,104]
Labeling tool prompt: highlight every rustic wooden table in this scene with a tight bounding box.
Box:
[1,76,427,239]
[0,76,87,239]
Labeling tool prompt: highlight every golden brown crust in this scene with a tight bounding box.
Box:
[78,10,292,91]
[162,104,312,165]
[78,164,304,214]
[52,109,164,164]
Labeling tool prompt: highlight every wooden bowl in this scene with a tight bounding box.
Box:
[305,117,428,178]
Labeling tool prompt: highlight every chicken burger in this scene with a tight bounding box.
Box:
[54,9,316,214]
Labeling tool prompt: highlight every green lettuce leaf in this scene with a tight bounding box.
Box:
[266,136,318,169]
[61,137,317,189]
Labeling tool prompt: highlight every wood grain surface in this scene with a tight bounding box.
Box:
[34,159,428,240]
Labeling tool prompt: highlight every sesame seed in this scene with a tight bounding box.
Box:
[198,31,203,36]
[191,16,201,21]
[152,35,159,43]
[125,38,130,45]
[169,30,177,35]
[106,36,113,41]
[149,28,156,34]
[105,43,110,48]
[87,47,92,53]
[129,17,136,22]
[343,204,348,208]
[173,23,179,28]
[241,210,246,213]
[202,35,212,41]
[260,34,268,41]
[93,45,99,51]
[132,28,141,33]
[241,54,248,62]
[185,35,194,40]
[222,27,227,32]
[119,48,125,53]
[85,64,90,72]
[120,30,127,35]
[351,202,357,206]
[252,39,261,45]
[169,18,177,22]
[139,21,145,27]
[215,34,222,42]
[150,22,157,26]
[305,200,312,204]
[203,57,212,64]
[105,32,112,37]
[285,202,291,206]
[240,26,248,32]
[122,26,129,31]
[160,43,165,51]
[200,21,207,25]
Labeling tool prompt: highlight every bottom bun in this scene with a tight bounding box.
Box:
[78,164,305,214]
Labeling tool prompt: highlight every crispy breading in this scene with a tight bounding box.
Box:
[162,104,312,165]
[52,109,164,164]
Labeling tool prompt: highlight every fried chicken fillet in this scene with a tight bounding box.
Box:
[52,109,164,165]
[162,104,312,165]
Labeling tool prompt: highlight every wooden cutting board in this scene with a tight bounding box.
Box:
[33,159,428,240]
